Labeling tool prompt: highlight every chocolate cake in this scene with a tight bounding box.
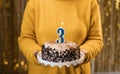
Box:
[41,42,80,62]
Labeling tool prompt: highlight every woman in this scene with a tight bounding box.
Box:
[18,0,104,74]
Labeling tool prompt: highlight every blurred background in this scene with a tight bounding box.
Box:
[0,0,120,74]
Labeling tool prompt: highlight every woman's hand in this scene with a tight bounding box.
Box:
[33,50,39,60]
[80,50,88,64]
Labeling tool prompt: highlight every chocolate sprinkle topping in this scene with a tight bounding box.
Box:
[41,43,80,62]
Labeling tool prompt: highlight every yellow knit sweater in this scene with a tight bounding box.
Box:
[18,0,103,74]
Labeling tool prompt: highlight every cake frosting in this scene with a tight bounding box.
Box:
[43,42,79,51]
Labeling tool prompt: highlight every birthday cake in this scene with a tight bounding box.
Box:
[41,42,80,62]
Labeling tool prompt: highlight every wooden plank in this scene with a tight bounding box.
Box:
[0,0,13,74]
[12,0,27,74]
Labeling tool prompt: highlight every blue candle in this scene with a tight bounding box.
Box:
[56,27,65,43]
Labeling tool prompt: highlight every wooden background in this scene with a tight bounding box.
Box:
[0,0,120,74]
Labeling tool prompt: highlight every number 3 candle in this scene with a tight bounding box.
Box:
[56,22,65,43]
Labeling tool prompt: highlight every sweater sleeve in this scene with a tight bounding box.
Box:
[80,0,104,63]
[18,0,41,64]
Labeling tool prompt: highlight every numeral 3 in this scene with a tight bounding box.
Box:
[56,27,65,43]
